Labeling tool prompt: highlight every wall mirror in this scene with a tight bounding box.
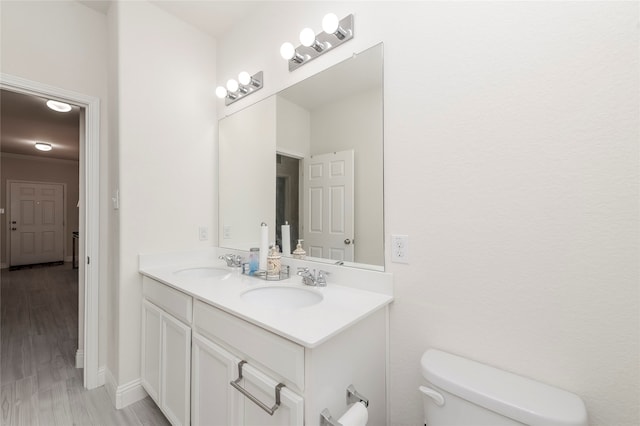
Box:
[219,43,384,270]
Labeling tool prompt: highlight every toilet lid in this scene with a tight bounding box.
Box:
[421,349,588,426]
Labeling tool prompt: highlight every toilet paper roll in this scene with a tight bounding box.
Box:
[281,223,291,255]
[337,402,368,426]
[259,223,268,270]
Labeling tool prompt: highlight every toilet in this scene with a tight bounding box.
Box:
[420,349,588,426]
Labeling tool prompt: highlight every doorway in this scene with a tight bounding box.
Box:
[0,74,101,389]
[276,154,300,252]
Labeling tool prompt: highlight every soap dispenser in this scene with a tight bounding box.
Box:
[292,239,306,259]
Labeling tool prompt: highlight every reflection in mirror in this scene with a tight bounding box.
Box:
[219,43,383,270]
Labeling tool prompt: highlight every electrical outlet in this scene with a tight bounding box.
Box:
[223,225,231,239]
[391,234,409,264]
[198,226,208,241]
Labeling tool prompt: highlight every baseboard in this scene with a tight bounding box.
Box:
[76,349,84,368]
[105,368,148,409]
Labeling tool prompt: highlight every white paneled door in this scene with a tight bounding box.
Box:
[9,181,65,266]
[303,150,354,262]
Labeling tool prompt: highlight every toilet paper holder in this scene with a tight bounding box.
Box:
[320,384,369,426]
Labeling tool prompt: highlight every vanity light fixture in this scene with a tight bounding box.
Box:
[35,142,52,152]
[216,71,264,106]
[280,13,354,72]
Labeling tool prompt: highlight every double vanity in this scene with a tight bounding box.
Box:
[139,248,393,425]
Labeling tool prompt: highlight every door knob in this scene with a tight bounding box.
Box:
[344,239,351,245]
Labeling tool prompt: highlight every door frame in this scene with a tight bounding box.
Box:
[6,180,67,266]
[1,73,101,389]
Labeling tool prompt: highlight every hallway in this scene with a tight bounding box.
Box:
[0,264,169,425]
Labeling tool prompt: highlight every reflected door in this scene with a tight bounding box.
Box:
[303,150,354,261]
[9,181,64,266]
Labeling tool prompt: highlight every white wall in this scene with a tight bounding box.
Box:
[216,2,639,425]
[276,96,310,157]
[219,96,276,248]
[111,1,217,386]
[0,0,109,373]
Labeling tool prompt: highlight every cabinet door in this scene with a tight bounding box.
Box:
[192,333,243,426]
[141,300,162,404]
[241,363,304,426]
[161,312,192,426]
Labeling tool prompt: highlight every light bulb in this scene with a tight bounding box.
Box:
[238,71,251,86]
[322,13,339,34]
[299,28,316,47]
[280,42,295,60]
[226,79,239,93]
[215,86,227,99]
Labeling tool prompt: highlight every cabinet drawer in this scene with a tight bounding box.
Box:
[193,300,305,391]
[143,276,193,324]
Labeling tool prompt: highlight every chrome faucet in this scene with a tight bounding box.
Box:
[219,254,243,268]
[297,267,330,287]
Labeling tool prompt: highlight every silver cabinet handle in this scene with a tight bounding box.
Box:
[230,360,285,416]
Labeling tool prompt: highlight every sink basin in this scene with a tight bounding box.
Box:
[173,267,231,279]
[241,285,323,309]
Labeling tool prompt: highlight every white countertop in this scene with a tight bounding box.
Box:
[139,248,393,348]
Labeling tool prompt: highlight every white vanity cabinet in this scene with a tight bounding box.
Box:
[140,274,389,426]
[141,277,192,426]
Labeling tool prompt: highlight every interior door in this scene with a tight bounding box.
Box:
[303,150,354,262]
[9,181,64,266]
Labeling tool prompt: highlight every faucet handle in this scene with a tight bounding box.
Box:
[219,254,243,267]
[297,267,310,276]
[317,270,330,287]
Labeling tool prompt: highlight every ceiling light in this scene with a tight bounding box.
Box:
[35,142,52,152]
[46,100,72,112]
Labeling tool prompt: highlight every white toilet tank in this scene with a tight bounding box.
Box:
[420,349,588,426]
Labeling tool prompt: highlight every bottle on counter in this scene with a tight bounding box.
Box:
[267,245,282,278]
[249,247,260,275]
[292,239,306,259]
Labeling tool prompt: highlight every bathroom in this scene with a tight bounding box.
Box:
[0,1,637,425]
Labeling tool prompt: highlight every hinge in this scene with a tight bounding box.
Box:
[87,256,90,265]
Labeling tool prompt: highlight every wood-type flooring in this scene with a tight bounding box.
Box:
[0,263,170,426]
